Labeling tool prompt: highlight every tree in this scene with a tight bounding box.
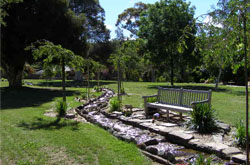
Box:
[138,0,196,86]
[116,2,148,37]
[1,0,86,87]
[30,41,84,102]
[0,0,22,25]
[92,61,106,88]
[1,0,109,88]
[69,0,110,42]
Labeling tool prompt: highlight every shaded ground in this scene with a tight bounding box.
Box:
[1,87,75,110]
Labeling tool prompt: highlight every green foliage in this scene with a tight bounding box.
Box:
[138,0,196,85]
[81,92,87,100]
[123,110,132,117]
[147,97,157,103]
[234,120,250,147]
[109,97,121,112]
[121,87,125,94]
[190,154,211,165]
[188,104,217,133]
[2,0,87,87]
[55,99,67,118]
[94,86,102,92]
[116,2,148,37]
[157,76,166,82]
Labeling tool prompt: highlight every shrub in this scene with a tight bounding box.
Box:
[121,87,125,94]
[189,154,211,165]
[188,104,217,133]
[109,97,121,112]
[147,97,157,103]
[94,86,102,92]
[55,99,67,118]
[234,120,250,147]
[81,92,87,100]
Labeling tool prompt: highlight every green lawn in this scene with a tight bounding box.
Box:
[0,80,151,165]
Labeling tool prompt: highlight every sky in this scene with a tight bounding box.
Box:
[99,0,220,39]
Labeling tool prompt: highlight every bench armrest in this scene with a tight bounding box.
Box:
[191,99,209,106]
[142,95,158,99]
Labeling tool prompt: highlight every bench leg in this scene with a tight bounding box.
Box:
[145,107,149,119]
[167,110,169,121]
[179,112,182,120]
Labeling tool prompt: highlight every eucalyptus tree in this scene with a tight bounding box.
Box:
[138,0,196,86]
[116,2,148,37]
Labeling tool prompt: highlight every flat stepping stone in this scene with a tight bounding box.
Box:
[221,147,242,159]
[160,123,177,127]
[204,142,229,152]
[232,154,246,164]
[168,131,194,144]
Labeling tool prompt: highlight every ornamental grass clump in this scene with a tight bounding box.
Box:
[109,97,121,112]
[188,104,217,133]
[189,154,212,165]
[234,120,250,147]
[55,99,67,118]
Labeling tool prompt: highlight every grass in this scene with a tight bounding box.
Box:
[1,78,248,164]
[18,79,248,125]
[0,80,151,165]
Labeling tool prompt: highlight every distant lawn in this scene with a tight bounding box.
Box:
[14,79,249,125]
[0,80,151,165]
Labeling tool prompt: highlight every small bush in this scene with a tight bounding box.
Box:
[157,76,166,82]
[81,92,87,100]
[188,104,217,133]
[189,154,211,165]
[94,86,102,92]
[56,99,67,118]
[121,87,125,94]
[123,110,132,117]
[147,97,157,103]
[234,120,250,147]
[109,97,121,112]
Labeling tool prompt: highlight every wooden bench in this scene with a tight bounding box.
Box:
[142,87,212,120]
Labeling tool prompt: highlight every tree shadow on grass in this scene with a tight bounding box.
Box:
[36,80,116,88]
[1,87,75,110]
[18,117,80,131]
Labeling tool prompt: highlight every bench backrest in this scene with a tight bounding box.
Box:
[157,87,212,108]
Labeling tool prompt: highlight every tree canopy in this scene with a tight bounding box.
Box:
[1,0,109,87]
[138,0,196,85]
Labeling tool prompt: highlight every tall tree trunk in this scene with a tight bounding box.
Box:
[62,58,66,102]
[170,57,174,86]
[87,61,90,101]
[97,70,100,88]
[215,66,222,91]
[151,65,155,82]
[7,66,23,88]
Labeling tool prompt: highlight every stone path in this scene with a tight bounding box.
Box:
[71,88,245,164]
